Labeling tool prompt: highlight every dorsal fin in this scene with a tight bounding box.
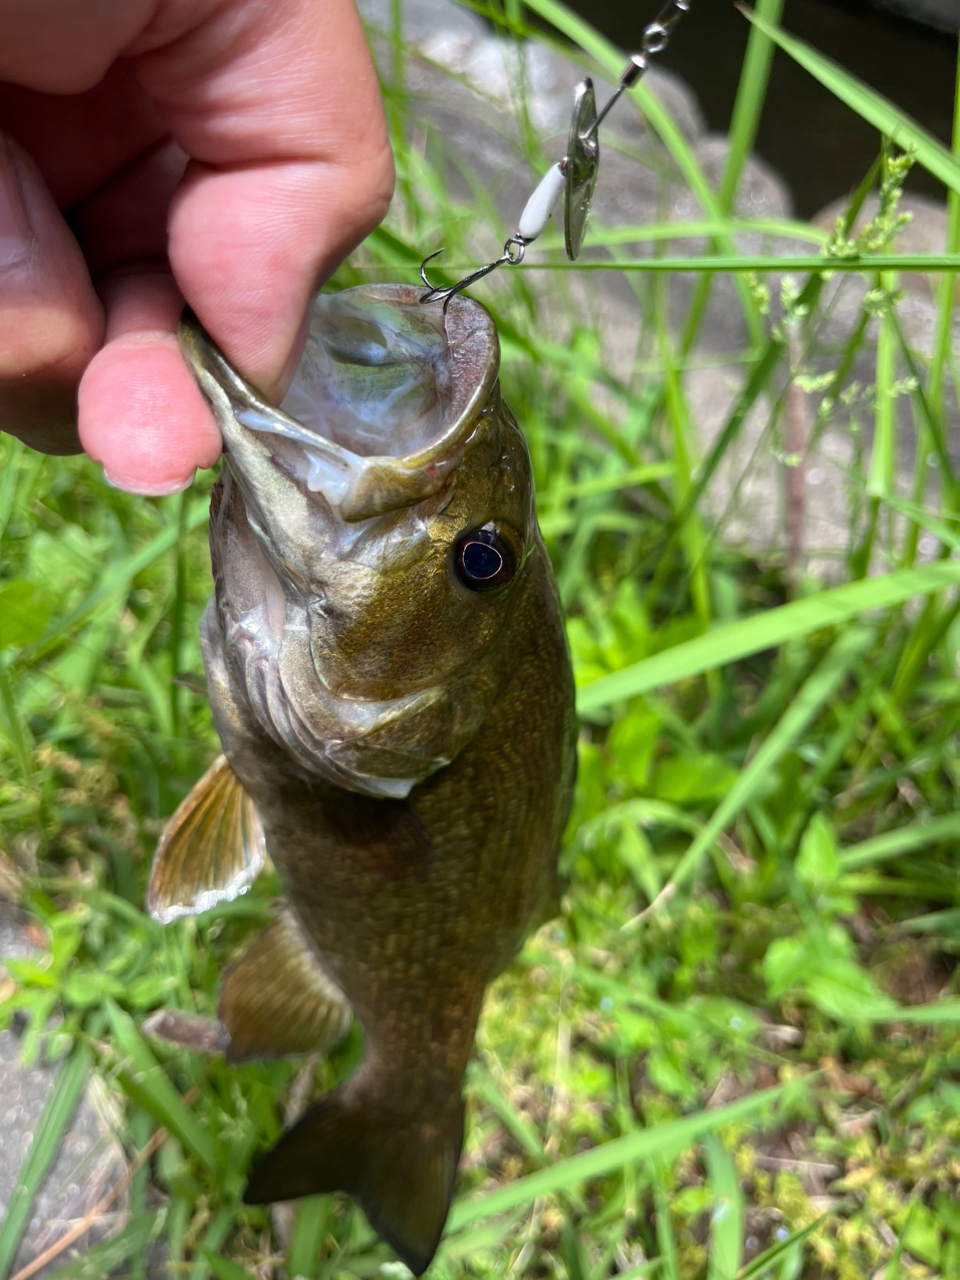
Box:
[219,909,352,1063]
[147,755,266,923]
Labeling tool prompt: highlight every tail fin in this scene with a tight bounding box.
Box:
[243,1082,464,1276]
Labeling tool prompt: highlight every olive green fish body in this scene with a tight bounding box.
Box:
[206,514,572,1069]
[149,286,576,1274]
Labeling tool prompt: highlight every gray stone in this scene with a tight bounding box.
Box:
[357,0,488,45]
[358,0,705,146]
[680,187,959,577]
[812,192,956,355]
[412,32,704,145]
[781,192,960,574]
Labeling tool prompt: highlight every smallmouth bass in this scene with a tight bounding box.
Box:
[147,285,576,1273]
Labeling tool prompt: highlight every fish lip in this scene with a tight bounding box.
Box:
[179,285,500,522]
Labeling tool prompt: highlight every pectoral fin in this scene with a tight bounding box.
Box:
[244,1080,464,1276]
[219,909,352,1063]
[147,755,266,923]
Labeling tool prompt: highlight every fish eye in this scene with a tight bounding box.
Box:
[454,522,521,592]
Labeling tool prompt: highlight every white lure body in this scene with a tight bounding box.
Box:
[517,162,565,243]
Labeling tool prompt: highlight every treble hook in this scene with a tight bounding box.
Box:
[419,238,527,312]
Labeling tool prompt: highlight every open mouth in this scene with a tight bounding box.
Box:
[279,289,452,459]
[183,285,500,522]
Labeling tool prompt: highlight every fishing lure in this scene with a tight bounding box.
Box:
[419,0,692,309]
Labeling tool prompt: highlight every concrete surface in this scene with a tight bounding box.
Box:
[0,902,128,1280]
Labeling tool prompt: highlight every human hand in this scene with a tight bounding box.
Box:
[0,0,394,492]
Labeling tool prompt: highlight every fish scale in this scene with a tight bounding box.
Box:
[148,284,576,1274]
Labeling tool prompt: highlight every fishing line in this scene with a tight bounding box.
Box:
[418,0,692,311]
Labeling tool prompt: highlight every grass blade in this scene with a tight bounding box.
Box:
[0,661,34,784]
[102,999,217,1174]
[840,814,960,870]
[626,627,873,909]
[202,1250,256,1280]
[872,1001,960,1024]
[651,1162,680,1280]
[735,1211,830,1278]
[189,1207,236,1280]
[930,45,960,410]
[38,1210,161,1280]
[705,1134,744,1280]
[577,563,960,714]
[520,254,960,272]
[447,1080,802,1232]
[741,7,960,195]
[721,0,784,211]
[287,1198,331,1280]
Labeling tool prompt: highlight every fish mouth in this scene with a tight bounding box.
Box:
[181,285,500,523]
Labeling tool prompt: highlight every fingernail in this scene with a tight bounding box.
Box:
[103,467,195,496]
[0,139,33,268]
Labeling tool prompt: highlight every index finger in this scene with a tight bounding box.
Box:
[132,0,395,392]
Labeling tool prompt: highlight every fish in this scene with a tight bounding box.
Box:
[147,284,577,1274]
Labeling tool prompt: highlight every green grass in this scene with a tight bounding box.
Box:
[2,2,960,1278]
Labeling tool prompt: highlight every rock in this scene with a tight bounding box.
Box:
[813,192,956,353]
[685,186,960,576]
[358,0,705,144]
[357,0,487,46]
[416,32,704,144]
[789,192,960,573]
